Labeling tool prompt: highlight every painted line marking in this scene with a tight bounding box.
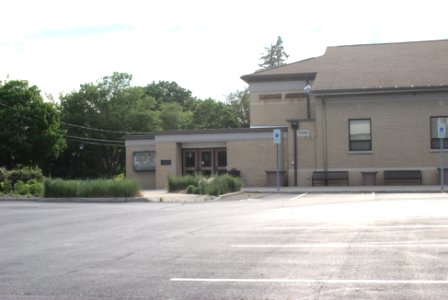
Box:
[170,278,448,284]
[289,193,308,201]
[263,225,448,230]
[231,243,448,248]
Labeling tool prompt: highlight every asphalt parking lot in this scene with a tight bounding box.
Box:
[1,192,448,299]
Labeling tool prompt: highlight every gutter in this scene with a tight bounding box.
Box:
[312,85,448,96]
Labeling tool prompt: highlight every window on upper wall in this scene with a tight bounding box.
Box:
[430,116,448,149]
[349,119,372,151]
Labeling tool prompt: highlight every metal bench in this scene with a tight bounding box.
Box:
[383,170,422,185]
[312,171,349,186]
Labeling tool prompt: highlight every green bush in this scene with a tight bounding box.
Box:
[8,167,44,186]
[168,175,200,192]
[44,178,140,198]
[28,179,44,196]
[12,179,44,196]
[0,167,7,182]
[44,179,79,197]
[186,185,196,194]
[13,181,28,195]
[0,179,12,194]
[168,175,242,196]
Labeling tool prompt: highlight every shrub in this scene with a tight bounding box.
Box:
[44,178,139,198]
[28,179,44,196]
[0,180,12,193]
[168,175,200,192]
[168,175,242,196]
[13,181,29,195]
[186,185,196,194]
[0,167,7,182]
[8,167,44,186]
[44,179,79,197]
[186,184,201,194]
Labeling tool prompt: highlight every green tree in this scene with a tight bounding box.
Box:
[0,80,66,170]
[54,73,161,178]
[259,36,289,69]
[192,99,239,129]
[144,81,196,111]
[160,103,193,130]
[226,88,250,128]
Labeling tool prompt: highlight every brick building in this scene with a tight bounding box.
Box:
[125,39,448,189]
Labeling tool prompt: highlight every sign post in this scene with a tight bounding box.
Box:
[438,123,446,192]
[273,129,281,192]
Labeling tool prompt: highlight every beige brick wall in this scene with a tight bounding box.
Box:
[287,120,318,186]
[316,92,448,185]
[250,92,310,126]
[125,145,156,190]
[155,142,182,189]
[227,136,288,187]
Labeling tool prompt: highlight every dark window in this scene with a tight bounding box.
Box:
[259,94,282,100]
[185,151,196,168]
[430,117,448,149]
[349,119,372,151]
[217,150,227,167]
[285,93,306,99]
[200,151,212,167]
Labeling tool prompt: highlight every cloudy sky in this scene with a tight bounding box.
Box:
[1,0,447,101]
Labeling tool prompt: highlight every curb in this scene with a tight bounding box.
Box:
[0,197,150,203]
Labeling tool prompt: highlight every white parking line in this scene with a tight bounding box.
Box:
[263,225,448,230]
[289,193,308,201]
[232,243,448,248]
[170,278,448,284]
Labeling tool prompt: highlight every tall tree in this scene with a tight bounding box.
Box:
[55,72,161,178]
[192,99,239,129]
[259,36,289,69]
[144,81,196,111]
[159,103,193,130]
[226,88,250,128]
[0,80,66,170]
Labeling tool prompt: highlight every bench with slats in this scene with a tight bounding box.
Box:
[383,170,422,185]
[312,171,349,186]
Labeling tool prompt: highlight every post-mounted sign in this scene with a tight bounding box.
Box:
[438,124,446,139]
[273,129,281,144]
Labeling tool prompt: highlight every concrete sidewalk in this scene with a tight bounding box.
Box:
[243,185,446,193]
[140,190,215,202]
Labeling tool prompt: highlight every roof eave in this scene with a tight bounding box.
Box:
[312,85,448,96]
[241,73,316,83]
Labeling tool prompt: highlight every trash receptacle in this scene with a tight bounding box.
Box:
[265,171,286,187]
[228,168,240,177]
[361,171,377,186]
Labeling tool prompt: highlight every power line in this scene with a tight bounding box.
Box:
[0,101,153,135]
[65,135,124,144]
[66,137,125,148]
[61,122,152,135]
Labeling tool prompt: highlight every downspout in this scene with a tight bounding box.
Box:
[306,79,311,119]
[321,96,328,171]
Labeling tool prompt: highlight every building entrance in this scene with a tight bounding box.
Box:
[182,148,227,176]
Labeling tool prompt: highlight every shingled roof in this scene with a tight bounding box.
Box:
[241,39,448,93]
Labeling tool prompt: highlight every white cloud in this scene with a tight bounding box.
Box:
[1,0,448,101]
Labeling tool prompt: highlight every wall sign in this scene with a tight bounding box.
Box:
[133,151,155,171]
[161,159,171,166]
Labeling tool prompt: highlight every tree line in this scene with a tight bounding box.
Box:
[0,73,249,178]
[0,36,288,179]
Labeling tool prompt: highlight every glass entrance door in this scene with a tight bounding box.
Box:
[182,148,227,176]
[183,150,197,175]
[215,149,227,175]
[199,150,213,176]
